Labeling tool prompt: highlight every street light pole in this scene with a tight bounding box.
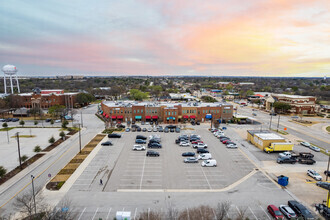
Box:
[78,123,82,153]
[80,111,83,127]
[31,175,37,215]
[269,103,273,130]
[276,114,281,132]
[16,132,22,169]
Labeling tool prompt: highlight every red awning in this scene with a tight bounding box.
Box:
[111,116,116,119]
[152,116,158,119]
[105,115,109,118]
[103,113,106,116]
[117,115,123,119]
[183,115,189,119]
[145,116,151,119]
[190,115,196,119]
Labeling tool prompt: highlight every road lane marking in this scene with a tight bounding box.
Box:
[249,206,258,220]
[106,207,112,220]
[92,207,99,220]
[78,207,86,220]
[139,156,147,190]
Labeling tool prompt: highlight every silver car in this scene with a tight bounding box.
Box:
[227,144,237,149]
[133,145,146,151]
[309,145,320,152]
[184,157,198,163]
[279,205,297,219]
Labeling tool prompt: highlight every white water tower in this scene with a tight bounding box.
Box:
[2,64,20,94]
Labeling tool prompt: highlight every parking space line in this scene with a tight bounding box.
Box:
[139,154,147,190]
[106,207,112,220]
[200,168,212,189]
[134,207,138,220]
[92,207,99,220]
[248,206,258,220]
[259,205,271,220]
[77,207,86,220]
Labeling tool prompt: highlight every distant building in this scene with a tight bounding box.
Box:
[265,94,316,114]
[101,101,233,124]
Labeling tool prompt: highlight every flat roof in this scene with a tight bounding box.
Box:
[255,133,284,140]
[103,101,232,108]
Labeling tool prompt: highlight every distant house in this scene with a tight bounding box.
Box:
[13,108,29,117]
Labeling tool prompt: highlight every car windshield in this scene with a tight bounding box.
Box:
[274,211,282,216]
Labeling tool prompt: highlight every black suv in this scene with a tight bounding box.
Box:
[136,135,147,140]
[288,200,314,220]
[108,133,122,138]
[197,148,209,154]
[148,143,162,148]
[146,150,159,157]
[277,157,297,164]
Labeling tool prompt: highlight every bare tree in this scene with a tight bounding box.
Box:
[42,198,77,220]
[166,201,179,220]
[215,201,231,220]
[138,210,163,220]
[235,206,248,220]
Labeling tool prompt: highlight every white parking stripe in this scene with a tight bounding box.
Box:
[134,207,138,220]
[77,207,86,220]
[249,206,258,220]
[140,156,147,189]
[259,205,271,220]
[200,167,212,189]
[106,207,112,220]
[92,207,99,220]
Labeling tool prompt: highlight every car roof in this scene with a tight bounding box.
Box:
[268,205,279,210]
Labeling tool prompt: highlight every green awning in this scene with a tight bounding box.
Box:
[135,116,142,119]
[167,117,169,120]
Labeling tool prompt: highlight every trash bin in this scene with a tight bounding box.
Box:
[277,175,289,187]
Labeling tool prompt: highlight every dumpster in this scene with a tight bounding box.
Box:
[277,175,289,187]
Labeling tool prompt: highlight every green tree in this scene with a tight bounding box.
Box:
[246,90,254,96]
[225,84,233,91]
[49,136,55,144]
[273,102,292,113]
[34,145,41,152]
[0,166,7,179]
[59,131,66,140]
[20,155,28,163]
[34,121,38,126]
[19,120,25,127]
[48,105,65,118]
[62,120,68,128]
[2,122,8,129]
[129,89,149,101]
[76,93,95,106]
[50,119,54,126]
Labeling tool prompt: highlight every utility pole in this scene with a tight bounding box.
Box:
[276,114,281,132]
[326,154,330,207]
[78,123,82,153]
[16,132,22,169]
[269,103,273,130]
[31,175,37,215]
[80,111,83,127]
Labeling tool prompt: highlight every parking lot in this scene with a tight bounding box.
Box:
[100,125,256,191]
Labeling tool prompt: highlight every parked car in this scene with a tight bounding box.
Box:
[146,150,159,157]
[108,133,122,138]
[288,200,314,220]
[135,139,147,144]
[136,135,147,140]
[201,159,217,167]
[142,128,147,132]
[131,127,136,132]
[137,127,141,132]
[298,158,316,165]
[175,127,180,133]
[192,143,208,149]
[307,169,322,181]
[197,148,209,154]
[55,119,61,123]
[316,181,330,190]
[45,118,51,122]
[158,127,163,132]
[164,127,169,133]
[148,143,162,148]
[125,128,130,132]
[180,142,190,147]
[101,141,113,146]
[117,124,125,129]
[170,128,175,132]
[198,153,212,160]
[133,145,146,151]
[267,205,284,219]
[277,157,296,164]
[222,139,232,144]
[301,142,311,147]
[149,139,161,144]
[147,127,152,132]
[315,203,330,219]
[182,152,195,157]
[279,205,297,219]
[227,144,237,149]
[196,121,200,125]
[153,127,158,132]
[309,146,320,152]
[184,157,198,163]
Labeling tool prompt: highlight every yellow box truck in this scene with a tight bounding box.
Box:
[264,142,294,153]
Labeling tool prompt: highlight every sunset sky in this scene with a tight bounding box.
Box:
[0,0,329,77]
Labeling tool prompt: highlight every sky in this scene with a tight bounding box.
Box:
[0,0,330,77]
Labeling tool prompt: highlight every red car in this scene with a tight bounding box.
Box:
[191,141,204,144]
[267,205,284,219]
[222,139,231,144]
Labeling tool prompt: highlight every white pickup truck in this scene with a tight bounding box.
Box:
[279,151,299,159]
[193,143,208,149]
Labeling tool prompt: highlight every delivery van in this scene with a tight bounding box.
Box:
[201,159,217,167]
[198,153,212,160]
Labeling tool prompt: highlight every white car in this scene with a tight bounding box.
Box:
[179,142,190,147]
[55,119,61,123]
[226,144,237,149]
[307,169,322,181]
[132,145,146,151]
[147,127,152,132]
[201,159,217,167]
[193,143,208,149]
[309,146,320,152]
[301,142,311,147]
